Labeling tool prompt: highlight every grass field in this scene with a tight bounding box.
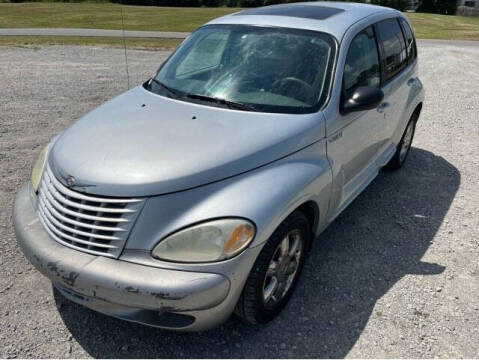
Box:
[408,12,479,40]
[0,3,240,32]
[0,2,478,47]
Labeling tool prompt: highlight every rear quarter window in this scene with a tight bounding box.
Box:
[399,18,417,64]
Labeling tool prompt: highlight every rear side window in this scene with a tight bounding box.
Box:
[399,18,417,63]
[343,26,381,99]
[376,18,407,82]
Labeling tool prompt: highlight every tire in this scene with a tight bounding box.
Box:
[385,113,418,170]
[235,211,311,325]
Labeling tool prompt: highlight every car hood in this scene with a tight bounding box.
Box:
[49,86,325,197]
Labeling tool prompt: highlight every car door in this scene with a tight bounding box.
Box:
[326,25,385,219]
[374,18,411,153]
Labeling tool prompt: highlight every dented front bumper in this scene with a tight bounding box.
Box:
[13,183,255,330]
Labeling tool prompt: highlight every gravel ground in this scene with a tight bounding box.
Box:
[0,40,478,358]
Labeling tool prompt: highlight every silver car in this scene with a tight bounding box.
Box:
[14,2,424,331]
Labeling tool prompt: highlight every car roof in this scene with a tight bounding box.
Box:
[206,1,399,40]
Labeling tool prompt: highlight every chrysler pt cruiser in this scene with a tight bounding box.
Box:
[14,2,424,330]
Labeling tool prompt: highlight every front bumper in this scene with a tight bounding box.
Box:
[14,183,260,330]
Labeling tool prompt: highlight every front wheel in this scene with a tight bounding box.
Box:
[235,211,310,324]
[385,114,417,170]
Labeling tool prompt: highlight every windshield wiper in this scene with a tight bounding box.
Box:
[149,78,180,99]
[186,93,256,112]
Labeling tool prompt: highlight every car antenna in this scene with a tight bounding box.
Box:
[120,3,130,90]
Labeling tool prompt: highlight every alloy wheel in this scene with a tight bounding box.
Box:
[262,229,303,308]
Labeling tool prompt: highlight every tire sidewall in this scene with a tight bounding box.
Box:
[398,119,416,166]
[385,115,418,170]
[250,212,311,323]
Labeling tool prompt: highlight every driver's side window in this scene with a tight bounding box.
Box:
[343,26,381,99]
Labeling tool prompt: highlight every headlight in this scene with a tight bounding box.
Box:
[152,219,255,263]
[31,145,49,193]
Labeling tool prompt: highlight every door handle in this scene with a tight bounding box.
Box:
[407,78,416,86]
[377,102,390,113]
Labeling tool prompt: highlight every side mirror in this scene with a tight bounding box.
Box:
[341,86,384,114]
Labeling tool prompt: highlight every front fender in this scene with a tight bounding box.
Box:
[126,139,332,254]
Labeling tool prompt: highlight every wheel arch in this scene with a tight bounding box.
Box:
[295,201,320,245]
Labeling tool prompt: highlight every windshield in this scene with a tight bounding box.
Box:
[148,25,336,114]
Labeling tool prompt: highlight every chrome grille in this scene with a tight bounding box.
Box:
[37,165,144,258]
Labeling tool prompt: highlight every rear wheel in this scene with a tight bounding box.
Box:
[235,211,310,324]
[385,114,417,170]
